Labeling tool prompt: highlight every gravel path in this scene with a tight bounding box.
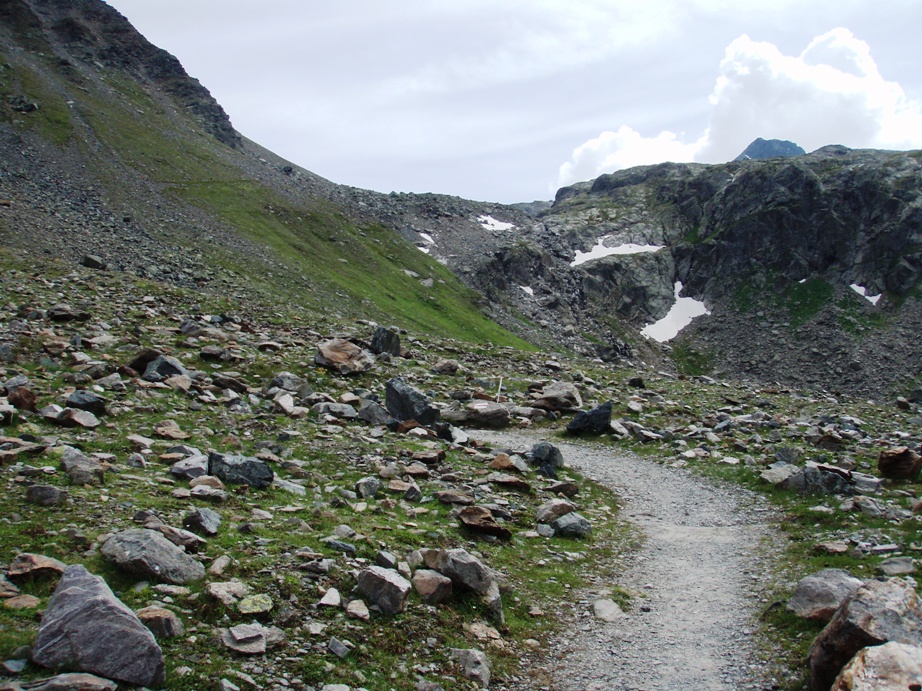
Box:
[475,431,780,691]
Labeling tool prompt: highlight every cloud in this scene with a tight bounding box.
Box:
[557,127,703,189]
[557,28,922,188]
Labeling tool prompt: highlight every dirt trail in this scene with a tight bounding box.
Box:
[475,431,779,691]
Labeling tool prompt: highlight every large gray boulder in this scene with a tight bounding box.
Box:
[426,548,504,626]
[61,447,105,486]
[787,569,864,622]
[101,529,205,584]
[32,565,165,687]
[355,566,412,615]
[208,451,273,489]
[830,641,922,690]
[385,377,439,425]
[808,577,922,691]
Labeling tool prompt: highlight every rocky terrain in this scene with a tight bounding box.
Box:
[0,1,921,689]
[0,254,919,691]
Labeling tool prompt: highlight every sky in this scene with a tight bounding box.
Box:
[104,1,922,204]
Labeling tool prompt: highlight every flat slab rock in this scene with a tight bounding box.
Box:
[0,673,118,691]
[31,565,164,687]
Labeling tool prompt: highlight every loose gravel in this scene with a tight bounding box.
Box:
[476,431,782,691]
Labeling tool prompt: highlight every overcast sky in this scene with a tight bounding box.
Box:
[104,1,922,204]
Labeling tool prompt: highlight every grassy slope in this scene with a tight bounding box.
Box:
[0,49,531,349]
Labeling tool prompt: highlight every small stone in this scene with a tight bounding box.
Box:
[238,594,273,614]
[135,606,185,639]
[346,599,370,620]
[593,599,625,622]
[7,553,67,582]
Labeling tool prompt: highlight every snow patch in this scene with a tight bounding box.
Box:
[416,246,430,254]
[850,283,881,305]
[479,215,515,232]
[519,285,534,296]
[419,232,435,244]
[571,237,664,267]
[641,282,710,342]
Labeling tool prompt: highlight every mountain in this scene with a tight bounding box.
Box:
[0,0,530,349]
[2,0,920,398]
[437,148,922,396]
[733,137,806,161]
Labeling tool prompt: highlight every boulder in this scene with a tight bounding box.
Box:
[566,401,613,435]
[412,569,453,604]
[183,508,222,536]
[808,577,922,691]
[830,641,922,690]
[385,377,439,425]
[357,399,389,425]
[877,447,922,480]
[759,462,804,488]
[135,605,184,639]
[26,485,68,506]
[355,476,382,499]
[427,548,504,625]
[786,569,864,622]
[355,566,412,615]
[208,451,273,489]
[60,447,105,486]
[536,499,575,524]
[101,529,205,584]
[31,565,165,687]
[170,454,209,480]
[551,511,592,538]
[450,648,491,688]
[65,391,107,416]
[431,359,460,375]
[803,462,855,496]
[457,506,512,539]
[314,338,375,375]
[532,381,582,411]
[370,326,401,356]
[7,553,66,582]
[441,400,510,429]
[142,354,189,383]
[529,442,565,471]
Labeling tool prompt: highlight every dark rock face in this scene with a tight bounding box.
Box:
[3,0,239,148]
[529,442,564,470]
[32,564,165,687]
[370,326,401,356]
[207,451,274,489]
[566,401,612,435]
[385,377,439,426]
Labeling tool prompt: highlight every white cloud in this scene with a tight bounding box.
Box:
[557,28,922,188]
[557,126,703,188]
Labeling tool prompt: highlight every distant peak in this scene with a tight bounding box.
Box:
[733,138,806,161]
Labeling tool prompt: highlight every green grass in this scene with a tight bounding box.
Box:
[0,58,74,146]
[61,69,532,348]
